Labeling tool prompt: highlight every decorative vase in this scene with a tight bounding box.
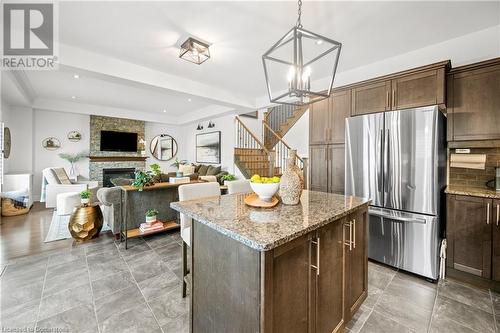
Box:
[81,198,90,207]
[176,170,183,178]
[279,150,304,205]
[69,163,77,180]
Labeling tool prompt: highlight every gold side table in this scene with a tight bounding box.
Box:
[69,203,103,242]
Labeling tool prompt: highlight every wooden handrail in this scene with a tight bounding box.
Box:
[235,116,269,154]
[262,121,303,163]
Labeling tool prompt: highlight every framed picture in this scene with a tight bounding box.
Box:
[196,131,221,164]
[42,137,61,151]
[68,131,82,142]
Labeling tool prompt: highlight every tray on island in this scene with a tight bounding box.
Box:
[244,193,279,208]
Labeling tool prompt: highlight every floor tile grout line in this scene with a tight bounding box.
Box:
[426,279,440,333]
[490,290,498,333]
[113,237,165,332]
[86,242,102,333]
[355,266,398,333]
[33,257,50,330]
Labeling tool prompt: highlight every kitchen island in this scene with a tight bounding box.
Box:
[170,190,370,333]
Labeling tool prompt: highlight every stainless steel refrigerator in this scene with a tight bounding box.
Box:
[345,105,446,280]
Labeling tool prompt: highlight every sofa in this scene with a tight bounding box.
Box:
[41,167,98,208]
[190,164,228,184]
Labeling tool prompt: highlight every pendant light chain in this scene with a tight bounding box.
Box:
[296,0,303,28]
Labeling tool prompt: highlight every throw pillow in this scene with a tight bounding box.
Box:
[179,164,195,175]
[192,164,202,173]
[51,168,72,184]
[198,165,210,176]
[206,166,221,176]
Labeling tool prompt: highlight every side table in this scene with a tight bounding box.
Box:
[69,203,103,242]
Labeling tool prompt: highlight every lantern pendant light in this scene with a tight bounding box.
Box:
[262,0,342,106]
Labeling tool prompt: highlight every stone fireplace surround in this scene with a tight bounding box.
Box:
[89,116,146,186]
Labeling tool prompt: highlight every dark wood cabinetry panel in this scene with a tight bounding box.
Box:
[392,68,445,109]
[351,81,391,116]
[493,199,500,282]
[310,97,330,145]
[447,60,500,141]
[447,195,492,279]
[330,90,351,144]
[271,235,312,333]
[315,220,345,333]
[328,144,345,195]
[344,208,368,321]
[309,145,328,193]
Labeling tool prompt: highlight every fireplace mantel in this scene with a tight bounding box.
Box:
[89,156,148,162]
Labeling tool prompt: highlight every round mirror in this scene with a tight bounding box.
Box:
[150,134,178,161]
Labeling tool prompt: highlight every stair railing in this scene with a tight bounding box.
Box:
[262,121,306,184]
[264,104,297,133]
[235,116,274,177]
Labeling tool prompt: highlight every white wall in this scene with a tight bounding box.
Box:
[3,106,34,175]
[282,110,309,159]
[145,121,186,173]
[33,110,91,200]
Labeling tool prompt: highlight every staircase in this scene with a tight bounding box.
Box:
[234,116,306,181]
[263,104,308,150]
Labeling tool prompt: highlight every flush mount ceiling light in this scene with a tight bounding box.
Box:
[262,0,341,106]
[179,37,210,65]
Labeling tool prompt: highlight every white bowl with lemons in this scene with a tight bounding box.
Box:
[250,175,280,202]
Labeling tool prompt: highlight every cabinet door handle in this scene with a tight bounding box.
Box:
[497,204,499,226]
[487,203,490,225]
[344,221,353,251]
[353,219,356,249]
[316,237,320,276]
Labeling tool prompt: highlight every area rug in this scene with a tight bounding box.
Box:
[45,210,111,243]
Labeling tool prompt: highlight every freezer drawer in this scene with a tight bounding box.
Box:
[368,207,440,280]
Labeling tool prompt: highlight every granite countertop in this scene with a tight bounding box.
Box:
[170,190,370,251]
[445,185,500,199]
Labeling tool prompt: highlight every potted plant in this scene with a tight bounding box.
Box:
[145,209,159,225]
[170,158,188,177]
[58,152,88,180]
[221,174,236,185]
[80,190,92,206]
[150,163,162,183]
[132,170,153,191]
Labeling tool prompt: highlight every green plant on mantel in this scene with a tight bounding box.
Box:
[132,170,153,191]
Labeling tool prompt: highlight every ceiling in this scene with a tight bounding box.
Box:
[2,1,499,124]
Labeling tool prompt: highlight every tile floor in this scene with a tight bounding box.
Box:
[1,231,499,333]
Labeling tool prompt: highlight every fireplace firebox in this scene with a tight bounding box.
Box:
[102,168,135,187]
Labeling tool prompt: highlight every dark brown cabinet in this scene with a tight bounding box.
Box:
[351,80,391,116]
[350,61,449,116]
[314,220,345,333]
[447,58,500,141]
[493,200,500,282]
[309,89,351,145]
[344,208,368,321]
[309,144,344,194]
[447,195,492,279]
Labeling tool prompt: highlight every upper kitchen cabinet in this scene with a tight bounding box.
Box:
[351,61,450,116]
[351,80,391,116]
[309,88,351,145]
[447,58,500,141]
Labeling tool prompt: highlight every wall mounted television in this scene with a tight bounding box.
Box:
[100,130,138,152]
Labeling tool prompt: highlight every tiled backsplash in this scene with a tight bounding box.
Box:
[449,148,500,188]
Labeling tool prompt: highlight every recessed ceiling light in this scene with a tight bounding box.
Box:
[188,98,192,102]
[73,74,79,79]
[163,109,167,113]
[71,96,77,99]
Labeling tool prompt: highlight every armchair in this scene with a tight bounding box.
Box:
[40,167,99,208]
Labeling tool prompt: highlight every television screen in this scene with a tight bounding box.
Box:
[100,130,138,152]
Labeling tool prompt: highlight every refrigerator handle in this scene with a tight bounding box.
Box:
[378,129,383,191]
[384,129,390,195]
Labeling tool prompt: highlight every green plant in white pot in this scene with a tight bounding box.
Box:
[80,190,91,206]
[221,174,236,185]
[145,209,159,225]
